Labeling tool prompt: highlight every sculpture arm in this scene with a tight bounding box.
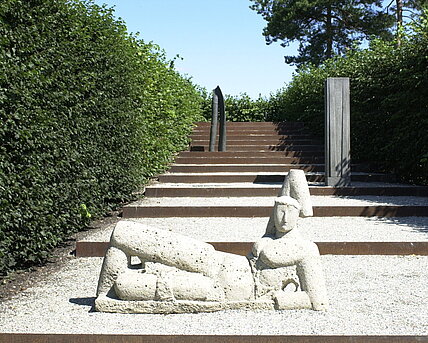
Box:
[257,237,329,310]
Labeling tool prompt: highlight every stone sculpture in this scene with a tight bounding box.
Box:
[95,169,328,313]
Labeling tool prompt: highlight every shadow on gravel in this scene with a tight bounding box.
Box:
[373,217,428,236]
[69,297,96,312]
[345,195,428,206]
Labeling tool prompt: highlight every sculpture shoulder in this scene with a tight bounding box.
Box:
[251,235,275,257]
[258,237,320,268]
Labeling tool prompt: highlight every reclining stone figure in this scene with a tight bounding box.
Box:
[95,170,328,313]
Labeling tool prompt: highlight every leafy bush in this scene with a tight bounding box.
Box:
[0,0,203,275]
[200,90,269,122]
[135,42,203,178]
[266,20,428,185]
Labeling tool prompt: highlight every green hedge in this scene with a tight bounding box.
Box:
[266,24,428,185]
[0,0,203,275]
[200,90,269,122]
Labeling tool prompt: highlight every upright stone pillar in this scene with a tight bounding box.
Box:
[209,86,226,152]
[217,87,227,152]
[324,77,351,186]
[209,90,219,152]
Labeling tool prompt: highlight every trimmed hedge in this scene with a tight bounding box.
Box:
[200,90,269,122]
[266,25,428,185]
[0,0,203,275]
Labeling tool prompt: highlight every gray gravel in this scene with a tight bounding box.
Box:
[80,217,428,243]
[2,176,426,335]
[0,256,427,335]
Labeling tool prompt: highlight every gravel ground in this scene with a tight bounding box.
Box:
[80,217,428,242]
[128,195,428,207]
[2,176,426,335]
[0,256,427,335]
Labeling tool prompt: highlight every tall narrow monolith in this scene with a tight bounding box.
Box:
[324,77,351,186]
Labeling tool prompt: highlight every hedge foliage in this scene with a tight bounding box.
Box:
[0,0,203,275]
[266,19,428,185]
[200,90,270,122]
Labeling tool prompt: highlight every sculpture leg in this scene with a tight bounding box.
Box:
[296,256,329,310]
[97,246,129,296]
[110,221,223,278]
[114,268,224,302]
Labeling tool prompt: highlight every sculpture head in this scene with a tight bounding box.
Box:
[273,196,301,233]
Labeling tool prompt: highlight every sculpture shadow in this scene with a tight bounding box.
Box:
[69,297,96,312]
[331,193,428,234]
[341,194,427,206]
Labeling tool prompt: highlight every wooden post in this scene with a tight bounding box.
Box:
[325,77,351,186]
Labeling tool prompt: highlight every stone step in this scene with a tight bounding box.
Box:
[193,123,306,129]
[168,164,325,173]
[179,151,325,158]
[193,123,309,129]
[174,156,325,164]
[190,139,321,145]
[123,205,428,218]
[75,241,428,257]
[78,217,428,243]
[190,141,323,148]
[145,183,428,197]
[188,145,324,152]
[168,164,371,173]
[122,195,427,218]
[192,129,312,135]
[189,134,316,140]
[75,216,428,257]
[158,172,396,183]
[128,194,428,207]
[195,121,305,128]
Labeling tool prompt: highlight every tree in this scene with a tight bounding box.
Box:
[385,0,428,45]
[250,0,395,67]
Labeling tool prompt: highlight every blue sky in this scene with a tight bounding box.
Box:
[93,0,297,98]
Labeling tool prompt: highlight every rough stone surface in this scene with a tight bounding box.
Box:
[280,169,313,217]
[96,247,128,296]
[94,222,294,313]
[110,221,221,278]
[114,271,157,301]
[95,174,329,313]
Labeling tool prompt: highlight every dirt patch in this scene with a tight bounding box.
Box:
[0,211,121,302]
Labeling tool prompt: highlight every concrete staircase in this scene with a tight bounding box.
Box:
[76,121,428,257]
